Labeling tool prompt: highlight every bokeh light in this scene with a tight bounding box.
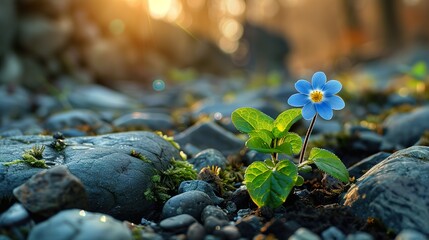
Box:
[152,79,166,91]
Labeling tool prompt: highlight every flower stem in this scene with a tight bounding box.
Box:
[299,115,317,164]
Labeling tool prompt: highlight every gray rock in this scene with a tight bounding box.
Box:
[342,146,429,235]
[381,106,429,150]
[290,228,321,240]
[204,216,229,234]
[27,209,132,240]
[178,180,224,205]
[0,0,15,58]
[0,117,43,135]
[45,109,102,132]
[0,203,31,227]
[321,226,345,240]
[189,149,228,172]
[201,205,228,222]
[18,16,72,58]
[345,232,374,240]
[160,214,197,233]
[235,215,262,239]
[0,85,30,118]
[348,152,391,178]
[187,222,206,240]
[175,121,244,156]
[162,191,213,220]
[113,112,173,131]
[395,229,427,240]
[67,84,139,111]
[213,225,241,240]
[0,131,181,221]
[13,165,87,218]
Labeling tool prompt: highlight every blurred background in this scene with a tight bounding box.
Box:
[1,0,429,89]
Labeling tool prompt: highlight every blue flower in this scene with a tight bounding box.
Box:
[287,71,345,120]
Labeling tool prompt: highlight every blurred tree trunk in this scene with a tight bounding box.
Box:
[379,0,401,51]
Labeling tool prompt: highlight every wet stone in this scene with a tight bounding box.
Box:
[0,203,31,228]
[113,111,173,131]
[44,109,102,132]
[27,209,133,240]
[213,225,241,240]
[345,232,374,240]
[189,148,228,172]
[342,146,429,235]
[201,205,228,222]
[178,180,224,205]
[321,226,346,240]
[13,165,88,218]
[394,229,427,240]
[160,214,196,233]
[290,228,321,240]
[381,106,429,151]
[187,222,206,240]
[204,216,229,234]
[162,191,213,221]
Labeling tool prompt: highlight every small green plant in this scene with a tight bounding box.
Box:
[232,71,349,208]
[3,145,48,168]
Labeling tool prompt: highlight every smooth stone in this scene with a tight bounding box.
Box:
[260,218,297,239]
[27,209,132,240]
[201,205,228,222]
[113,112,173,131]
[0,117,43,136]
[289,228,321,240]
[342,146,429,235]
[321,226,346,240]
[187,222,206,240]
[394,229,427,240]
[18,16,72,58]
[160,214,196,233]
[0,203,30,227]
[174,121,244,156]
[213,225,241,240]
[353,131,383,153]
[348,152,391,178]
[345,232,374,240]
[189,149,228,172]
[204,216,229,234]
[44,109,102,132]
[67,84,139,110]
[0,131,181,221]
[162,191,213,220]
[178,180,224,205]
[13,166,87,218]
[381,106,429,150]
[235,215,262,239]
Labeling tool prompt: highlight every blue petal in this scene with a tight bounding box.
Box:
[323,80,342,95]
[312,72,327,89]
[326,95,345,110]
[315,102,333,120]
[287,93,309,107]
[295,80,312,94]
[302,102,316,120]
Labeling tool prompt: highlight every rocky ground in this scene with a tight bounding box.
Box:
[1,0,429,239]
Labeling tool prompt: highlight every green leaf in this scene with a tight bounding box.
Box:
[245,160,298,208]
[249,129,273,145]
[283,132,302,155]
[409,61,427,80]
[309,148,349,183]
[275,142,293,155]
[273,108,302,138]
[246,137,277,153]
[231,107,274,133]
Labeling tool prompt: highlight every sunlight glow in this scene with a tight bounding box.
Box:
[100,215,107,223]
[226,0,245,16]
[109,19,125,35]
[187,0,205,10]
[219,18,243,41]
[148,0,173,19]
[219,37,239,53]
[79,210,86,217]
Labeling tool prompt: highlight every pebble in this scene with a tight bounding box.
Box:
[235,215,262,239]
[44,109,102,132]
[13,165,88,218]
[0,203,31,227]
[213,225,241,240]
[394,229,428,240]
[187,222,206,240]
[162,191,213,220]
[289,228,321,240]
[178,180,224,205]
[203,216,229,234]
[189,148,228,172]
[27,209,133,240]
[112,111,173,131]
[321,226,346,240]
[345,232,374,240]
[159,214,197,233]
[201,205,229,222]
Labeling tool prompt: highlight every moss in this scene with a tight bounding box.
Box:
[130,150,151,163]
[144,158,197,203]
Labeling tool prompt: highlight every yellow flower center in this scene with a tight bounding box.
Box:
[310,90,324,103]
